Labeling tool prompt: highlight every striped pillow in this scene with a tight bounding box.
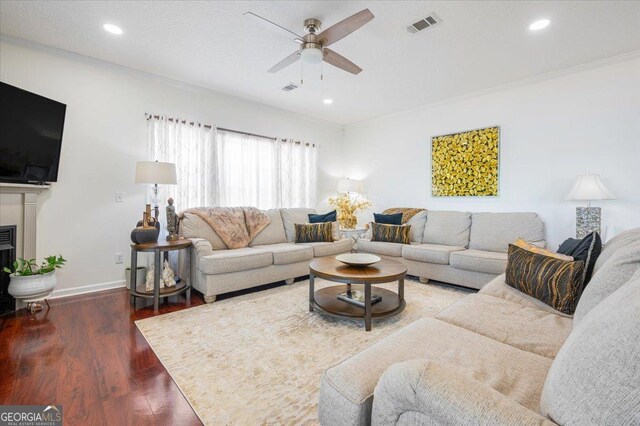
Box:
[370,223,411,244]
[294,222,333,243]
[506,244,585,314]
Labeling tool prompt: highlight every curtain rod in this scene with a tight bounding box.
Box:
[145,114,318,147]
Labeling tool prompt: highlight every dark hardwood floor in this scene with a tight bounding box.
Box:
[0,287,206,425]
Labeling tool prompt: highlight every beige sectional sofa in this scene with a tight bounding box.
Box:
[178,208,352,302]
[319,227,640,425]
[358,211,545,289]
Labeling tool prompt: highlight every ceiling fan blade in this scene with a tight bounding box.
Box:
[244,12,304,43]
[268,51,301,73]
[323,48,362,75]
[316,9,374,47]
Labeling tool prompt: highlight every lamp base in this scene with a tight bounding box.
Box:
[576,207,601,239]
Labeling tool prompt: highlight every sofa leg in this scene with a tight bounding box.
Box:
[419,277,430,284]
[204,295,217,303]
[285,278,295,285]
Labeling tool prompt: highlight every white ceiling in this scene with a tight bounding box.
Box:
[1,1,639,125]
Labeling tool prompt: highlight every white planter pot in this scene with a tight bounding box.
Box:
[8,271,57,300]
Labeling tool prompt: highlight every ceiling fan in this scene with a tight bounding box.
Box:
[244,9,374,75]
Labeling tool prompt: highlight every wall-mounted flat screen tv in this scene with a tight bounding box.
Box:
[0,82,66,184]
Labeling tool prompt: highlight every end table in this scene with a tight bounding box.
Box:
[339,228,368,242]
[130,239,192,311]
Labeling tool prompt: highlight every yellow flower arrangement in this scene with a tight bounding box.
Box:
[328,193,372,230]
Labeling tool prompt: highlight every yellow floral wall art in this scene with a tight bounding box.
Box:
[431,126,499,196]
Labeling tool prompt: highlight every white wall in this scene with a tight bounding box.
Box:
[0,38,344,295]
[343,58,640,249]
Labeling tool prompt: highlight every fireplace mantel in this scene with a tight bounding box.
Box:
[0,182,49,260]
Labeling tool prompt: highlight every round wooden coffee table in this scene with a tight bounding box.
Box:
[309,256,407,331]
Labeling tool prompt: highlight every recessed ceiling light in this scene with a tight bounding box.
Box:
[323,99,333,105]
[529,19,550,31]
[103,23,123,35]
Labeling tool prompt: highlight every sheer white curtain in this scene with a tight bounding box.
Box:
[216,130,277,209]
[275,138,318,208]
[147,115,219,211]
[147,116,318,210]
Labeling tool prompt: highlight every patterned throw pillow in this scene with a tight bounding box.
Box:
[506,244,585,315]
[514,238,574,261]
[370,223,411,244]
[294,222,334,243]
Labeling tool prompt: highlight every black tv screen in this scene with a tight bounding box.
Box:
[0,82,66,183]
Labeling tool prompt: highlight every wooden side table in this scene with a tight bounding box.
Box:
[130,239,192,311]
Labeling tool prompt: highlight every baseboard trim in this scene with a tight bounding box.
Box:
[50,280,126,299]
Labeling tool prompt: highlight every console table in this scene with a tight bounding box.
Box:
[130,239,191,311]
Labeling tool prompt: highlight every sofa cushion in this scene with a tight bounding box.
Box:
[319,317,553,425]
[436,293,573,359]
[593,227,640,273]
[253,243,313,265]
[449,249,507,275]
[422,211,471,247]
[357,239,404,257]
[573,240,640,325]
[479,274,572,317]
[374,212,403,225]
[280,208,316,242]
[181,212,228,250]
[557,231,602,285]
[198,248,272,274]
[402,244,465,265]
[308,210,337,223]
[249,209,287,246]
[405,210,428,243]
[540,271,640,425]
[306,239,353,257]
[469,212,544,253]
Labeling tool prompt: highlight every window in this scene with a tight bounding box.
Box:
[147,115,318,211]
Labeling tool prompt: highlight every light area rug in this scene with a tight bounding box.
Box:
[135,278,469,425]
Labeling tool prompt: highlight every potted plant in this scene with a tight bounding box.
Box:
[328,193,372,230]
[3,255,66,299]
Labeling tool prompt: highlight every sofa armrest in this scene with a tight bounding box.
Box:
[372,359,555,426]
[188,238,214,257]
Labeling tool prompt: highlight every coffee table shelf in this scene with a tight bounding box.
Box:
[309,257,407,331]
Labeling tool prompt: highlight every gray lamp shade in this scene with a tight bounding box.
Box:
[135,161,177,185]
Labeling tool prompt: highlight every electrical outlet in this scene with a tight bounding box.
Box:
[115,253,124,264]
[115,192,124,203]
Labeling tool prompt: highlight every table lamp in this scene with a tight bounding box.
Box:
[135,161,177,221]
[565,173,615,238]
[337,178,361,194]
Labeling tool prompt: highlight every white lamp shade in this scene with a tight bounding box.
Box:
[565,173,615,201]
[338,178,361,194]
[135,161,177,185]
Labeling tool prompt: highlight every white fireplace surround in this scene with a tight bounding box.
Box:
[0,182,49,266]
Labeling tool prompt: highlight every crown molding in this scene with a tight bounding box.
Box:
[347,49,640,127]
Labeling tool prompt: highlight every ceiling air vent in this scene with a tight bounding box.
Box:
[281,83,299,92]
[407,13,441,33]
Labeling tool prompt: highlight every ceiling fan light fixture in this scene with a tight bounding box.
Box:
[301,47,323,64]
[529,19,550,31]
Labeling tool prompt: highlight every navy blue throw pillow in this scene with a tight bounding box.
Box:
[308,210,337,223]
[557,231,602,285]
[374,212,403,225]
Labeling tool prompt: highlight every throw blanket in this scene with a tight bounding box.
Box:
[180,207,270,249]
[382,207,426,224]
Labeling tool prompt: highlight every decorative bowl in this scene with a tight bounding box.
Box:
[335,253,381,267]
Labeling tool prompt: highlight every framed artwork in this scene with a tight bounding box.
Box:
[431,126,500,196]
